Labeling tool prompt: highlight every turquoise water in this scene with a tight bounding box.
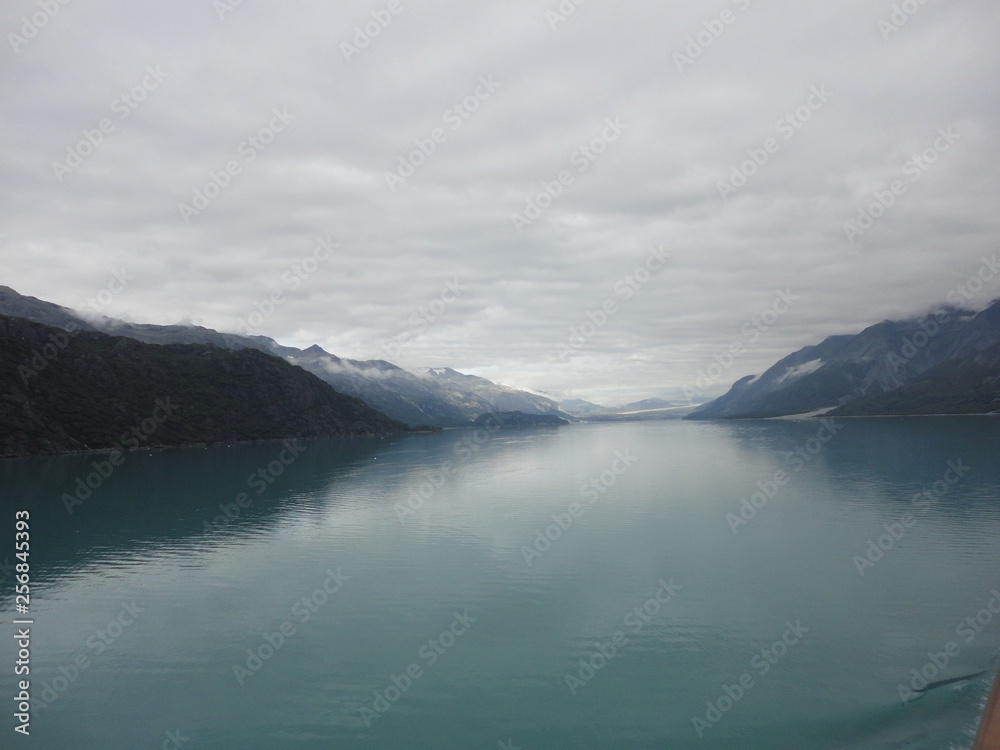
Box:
[2,418,999,749]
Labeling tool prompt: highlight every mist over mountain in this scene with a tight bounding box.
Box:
[0,314,407,457]
[559,397,697,421]
[0,286,570,428]
[0,286,103,332]
[6,285,998,427]
[688,300,1000,419]
[281,349,569,427]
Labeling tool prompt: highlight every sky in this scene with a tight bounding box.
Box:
[2,0,999,405]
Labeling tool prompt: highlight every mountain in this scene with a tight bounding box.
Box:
[0,285,102,332]
[827,342,1000,416]
[558,398,612,416]
[560,397,695,420]
[0,287,568,428]
[241,351,571,428]
[421,367,569,418]
[688,300,1000,419]
[0,314,407,457]
[472,411,569,427]
[616,398,683,412]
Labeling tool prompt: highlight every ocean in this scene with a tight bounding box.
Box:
[3,417,999,749]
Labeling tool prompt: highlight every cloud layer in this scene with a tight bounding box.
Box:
[3,0,999,404]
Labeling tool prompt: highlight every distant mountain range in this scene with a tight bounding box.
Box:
[6,285,993,447]
[473,411,569,427]
[688,299,1000,419]
[0,286,571,429]
[559,397,698,420]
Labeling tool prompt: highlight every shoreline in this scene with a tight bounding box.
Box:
[0,430,409,462]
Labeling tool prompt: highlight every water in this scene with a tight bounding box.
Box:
[2,418,999,749]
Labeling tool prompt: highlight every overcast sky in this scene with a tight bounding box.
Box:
[3,0,999,405]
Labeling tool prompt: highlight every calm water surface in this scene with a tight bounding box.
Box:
[2,418,999,749]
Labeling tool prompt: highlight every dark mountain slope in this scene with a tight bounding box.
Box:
[828,342,1000,416]
[688,301,1000,419]
[0,315,407,457]
[0,286,568,428]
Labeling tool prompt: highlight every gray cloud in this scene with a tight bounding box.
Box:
[3,0,999,405]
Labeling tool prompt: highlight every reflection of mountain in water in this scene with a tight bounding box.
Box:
[1,436,391,585]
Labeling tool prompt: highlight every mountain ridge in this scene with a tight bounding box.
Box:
[0,313,408,457]
[687,300,1000,419]
[0,286,571,428]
